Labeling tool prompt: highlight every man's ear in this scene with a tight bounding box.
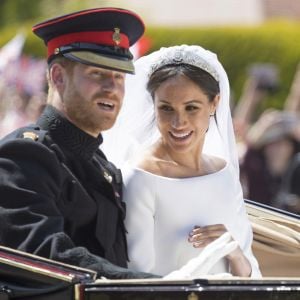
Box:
[49,63,67,93]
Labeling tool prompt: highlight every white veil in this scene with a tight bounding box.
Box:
[102,45,239,177]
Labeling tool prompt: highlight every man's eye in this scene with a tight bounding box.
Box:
[114,73,125,80]
[90,71,102,77]
[90,73,99,78]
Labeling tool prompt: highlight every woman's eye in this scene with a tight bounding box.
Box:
[159,105,173,112]
[186,105,199,111]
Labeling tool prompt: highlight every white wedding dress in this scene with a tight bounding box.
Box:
[123,162,261,277]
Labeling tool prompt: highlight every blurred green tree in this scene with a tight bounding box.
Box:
[0,0,113,27]
[0,0,41,26]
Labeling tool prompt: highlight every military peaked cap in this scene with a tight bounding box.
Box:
[32,7,145,74]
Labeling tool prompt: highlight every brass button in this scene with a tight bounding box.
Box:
[103,171,113,183]
[22,132,38,141]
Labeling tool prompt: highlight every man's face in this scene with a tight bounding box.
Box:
[62,63,125,136]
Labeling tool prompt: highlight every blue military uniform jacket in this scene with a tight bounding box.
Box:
[0,105,154,279]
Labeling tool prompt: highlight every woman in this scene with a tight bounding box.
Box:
[103,45,261,278]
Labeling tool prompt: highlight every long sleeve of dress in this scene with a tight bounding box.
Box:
[123,167,156,273]
[229,167,261,278]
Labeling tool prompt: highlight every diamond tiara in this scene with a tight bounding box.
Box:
[149,47,219,82]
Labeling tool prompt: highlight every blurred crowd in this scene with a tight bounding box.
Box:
[0,33,47,138]
[0,81,47,137]
[234,63,300,215]
[0,42,299,215]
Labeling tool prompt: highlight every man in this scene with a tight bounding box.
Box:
[0,7,155,279]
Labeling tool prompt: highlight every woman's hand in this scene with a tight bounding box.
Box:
[188,224,227,248]
[164,232,238,279]
[188,224,252,277]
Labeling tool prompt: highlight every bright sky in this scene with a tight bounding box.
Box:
[107,0,263,26]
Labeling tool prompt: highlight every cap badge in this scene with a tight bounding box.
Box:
[112,28,121,45]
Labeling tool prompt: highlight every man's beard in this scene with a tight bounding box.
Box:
[63,88,119,136]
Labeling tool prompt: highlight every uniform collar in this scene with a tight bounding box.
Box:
[37,105,103,160]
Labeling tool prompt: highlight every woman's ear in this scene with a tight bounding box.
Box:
[210,94,220,116]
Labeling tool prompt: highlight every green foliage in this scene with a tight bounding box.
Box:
[1,19,300,112]
[0,0,116,26]
[145,21,300,112]
[0,0,41,26]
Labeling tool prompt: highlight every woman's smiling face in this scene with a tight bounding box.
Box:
[154,74,219,155]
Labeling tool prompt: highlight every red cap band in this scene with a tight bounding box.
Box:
[47,31,129,58]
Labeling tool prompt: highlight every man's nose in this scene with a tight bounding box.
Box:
[101,74,117,92]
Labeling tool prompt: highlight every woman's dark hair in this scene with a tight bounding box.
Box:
[147,64,220,102]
